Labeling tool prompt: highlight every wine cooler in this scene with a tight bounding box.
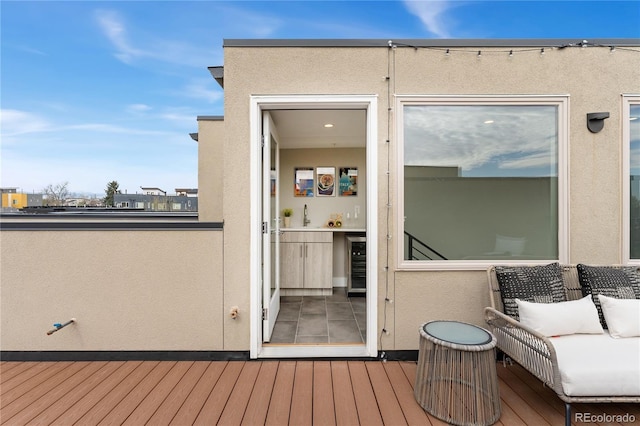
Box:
[347,235,366,296]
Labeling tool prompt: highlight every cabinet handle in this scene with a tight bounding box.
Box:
[305,245,308,258]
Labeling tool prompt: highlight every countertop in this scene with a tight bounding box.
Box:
[282,227,366,233]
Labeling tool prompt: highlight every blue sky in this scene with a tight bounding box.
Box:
[2,1,639,196]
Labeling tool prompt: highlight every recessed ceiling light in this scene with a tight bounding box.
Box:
[324,123,334,128]
[484,120,494,124]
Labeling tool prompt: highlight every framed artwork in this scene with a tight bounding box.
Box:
[316,167,335,196]
[294,167,314,197]
[339,167,358,196]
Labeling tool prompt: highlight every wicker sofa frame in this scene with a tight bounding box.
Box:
[484,264,640,426]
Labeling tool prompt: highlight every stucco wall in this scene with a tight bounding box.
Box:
[197,117,224,222]
[221,43,640,351]
[0,230,223,351]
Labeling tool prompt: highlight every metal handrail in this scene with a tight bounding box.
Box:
[404,231,447,260]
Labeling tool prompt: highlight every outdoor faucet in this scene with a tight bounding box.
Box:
[303,204,311,227]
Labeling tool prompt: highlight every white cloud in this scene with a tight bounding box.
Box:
[212,4,282,38]
[95,9,143,64]
[94,9,220,68]
[404,105,558,175]
[159,110,198,127]
[0,109,51,138]
[402,1,458,38]
[180,78,223,104]
[8,43,48,56]
[126,103,152,113]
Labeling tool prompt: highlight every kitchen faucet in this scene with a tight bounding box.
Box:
[303,204,311,227]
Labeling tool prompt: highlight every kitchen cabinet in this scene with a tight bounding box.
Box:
[280,231,333,294]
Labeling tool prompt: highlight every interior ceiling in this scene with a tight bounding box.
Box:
[269,109,366,149]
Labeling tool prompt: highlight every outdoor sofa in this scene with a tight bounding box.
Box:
[484,263,640,426]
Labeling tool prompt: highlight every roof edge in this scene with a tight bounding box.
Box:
[223,38,640,48]
[197,115,224,121]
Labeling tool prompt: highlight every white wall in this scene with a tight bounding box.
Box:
[279,148,366,229]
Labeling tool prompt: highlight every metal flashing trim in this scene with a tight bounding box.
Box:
[197,115,224,121]
[224,38,640,48]
[0,221,223,231]
[208,65,224,88]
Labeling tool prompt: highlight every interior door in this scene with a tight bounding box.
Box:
[262,111,280,341]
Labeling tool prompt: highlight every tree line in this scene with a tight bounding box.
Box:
[42,181,120,207]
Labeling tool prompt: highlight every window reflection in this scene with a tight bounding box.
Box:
[403,103,560,261]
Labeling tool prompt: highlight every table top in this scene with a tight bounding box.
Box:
[423,321,493,346]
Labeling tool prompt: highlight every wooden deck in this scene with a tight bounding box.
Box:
[1,360,638,425]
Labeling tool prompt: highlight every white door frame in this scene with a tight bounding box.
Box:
[262,111,280,341]
[249,94,378,359]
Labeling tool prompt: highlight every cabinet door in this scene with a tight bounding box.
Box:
[304,242,333,289]
[280,242,304,289]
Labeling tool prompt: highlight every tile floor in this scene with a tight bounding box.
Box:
[269,287,366,344]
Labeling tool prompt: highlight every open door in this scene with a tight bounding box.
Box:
[262,111,280,341]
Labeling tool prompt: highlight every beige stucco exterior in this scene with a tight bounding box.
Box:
[0,230,223,351]
[217,41,639,351]
[1,39,639,355]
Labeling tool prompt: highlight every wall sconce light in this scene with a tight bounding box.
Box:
[587,112,610,133]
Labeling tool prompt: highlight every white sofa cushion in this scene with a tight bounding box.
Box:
[598,295,640,338]
[516,295,603,337]
[550,332,640,396]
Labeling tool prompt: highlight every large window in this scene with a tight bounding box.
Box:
[625,96,640,261]
[398,96,568,268]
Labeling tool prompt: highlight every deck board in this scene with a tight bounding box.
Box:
[382,361,432,426]
[1,362,71,403]
[366,362,407,425]
[193,361,244,425]
[73,360,158,425]
[496,364,565,426]
[348,361,384,426]
[1,359,638,426]
[4,361,106,425]
[47,360,142,426]
[1,363,40,385]
[121,360,193,426]
[241,361,278,426]
[169,361,226,426]
[264,361,295,426]
[312,361,336,426]
[288,361,313,426]
[25,361,125,425]
[146,360,210,425]
[99,360,176,425]
[330,362,359,426]
[217,361,261,425]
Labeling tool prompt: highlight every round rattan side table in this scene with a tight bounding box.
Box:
[415,320,501,426]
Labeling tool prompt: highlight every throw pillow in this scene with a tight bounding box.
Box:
[495,263,565,319]
[516,295,604,337]
[598,294,640,338]
[576,264,640,328]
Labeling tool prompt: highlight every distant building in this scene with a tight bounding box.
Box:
[140,187,167,196]
[114,187,198,211]
[1,188,43,212]
[175,188,198,197]
[64,197,104,207]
